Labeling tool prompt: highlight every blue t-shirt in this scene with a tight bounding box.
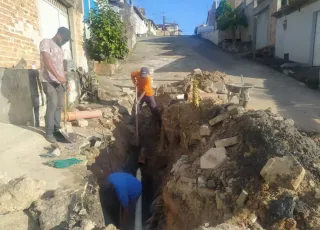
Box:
[107,172,142,208]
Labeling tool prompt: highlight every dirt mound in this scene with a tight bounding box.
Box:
[144,94,320,230]
[157,70,231,95]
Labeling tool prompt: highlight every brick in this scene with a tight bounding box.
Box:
[260,156,305,190]
[215,136,239,148]
[200,147,227,169]
[209,112,230,126]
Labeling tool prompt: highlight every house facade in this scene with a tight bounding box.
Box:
[253,0,281,50]
[147,19,157,36]
[157,23,182,36]
[0,0,87,70]
[274,0,320,66]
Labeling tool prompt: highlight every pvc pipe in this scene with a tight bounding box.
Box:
[61,110,102,121]
[184,92,217,101]
[135,168,142,230]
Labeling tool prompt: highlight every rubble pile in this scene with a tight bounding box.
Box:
[143,71,320,230]
[157,69,231,96]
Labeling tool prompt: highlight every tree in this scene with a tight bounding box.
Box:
[216,0,248,45]
[86,0,129,62]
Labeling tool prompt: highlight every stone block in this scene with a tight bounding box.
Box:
[215,136,239,148]
[198,176,206,188]
[75,119,89,127]
[180,176,197,184]
[0,211,40,230]
[200,124,211,136]
[236,190,248,207]
[209,112,230,126]
[193,68,203,76]
[315,188,320,200]
[213,82,227,94]
[260,156,305,190]
[0,177,45,214]
[206,179,216,189]
[200,147,227,169]
[229,107,245,116]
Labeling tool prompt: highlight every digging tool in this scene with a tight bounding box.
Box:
[59,85,78,143]
[134,85,140,146]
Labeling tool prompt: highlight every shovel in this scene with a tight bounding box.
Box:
[59,86,78,143]
[133,86,140,146]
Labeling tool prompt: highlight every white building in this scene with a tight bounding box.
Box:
[274,0,320,66]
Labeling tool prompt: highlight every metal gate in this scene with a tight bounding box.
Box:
[39,0,72,60]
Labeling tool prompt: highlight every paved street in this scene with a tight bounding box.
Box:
[100,36,320,132]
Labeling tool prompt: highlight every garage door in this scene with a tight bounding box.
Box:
[39,0,72,60]
[313,11,320,66]
[256,8,269,50]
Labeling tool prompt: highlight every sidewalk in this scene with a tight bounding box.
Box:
[0,123,87,190]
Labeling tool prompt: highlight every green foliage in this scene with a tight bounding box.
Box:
[86,0,129,62]
[216,0,248,33]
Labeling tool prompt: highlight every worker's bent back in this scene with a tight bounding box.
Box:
[107,172,142,208]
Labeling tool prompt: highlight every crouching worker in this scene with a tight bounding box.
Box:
[106,172,142,230]
[131,67,161,125]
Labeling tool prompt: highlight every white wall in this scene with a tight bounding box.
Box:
[131,11,147,35]
[275,1,320,64]
[200,30,220,45]
[149,26,156,36]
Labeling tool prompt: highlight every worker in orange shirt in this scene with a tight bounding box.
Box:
[131,67,160,123]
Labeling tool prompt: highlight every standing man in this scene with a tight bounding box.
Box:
[105,172,142,230]
[40,27,71,143]
[131,67,161,124]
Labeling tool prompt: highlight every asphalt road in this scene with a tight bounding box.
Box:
[100,36,320,132]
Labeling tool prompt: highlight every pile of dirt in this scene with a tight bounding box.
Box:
[157,69,231,95]
[141,79,320,230]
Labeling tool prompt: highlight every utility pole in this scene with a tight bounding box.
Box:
[163,12,165,36]
[174,20,176,35]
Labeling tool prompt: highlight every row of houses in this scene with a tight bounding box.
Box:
[198,0,320,67]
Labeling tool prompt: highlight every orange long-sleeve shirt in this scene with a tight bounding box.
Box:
[131,71,154,96]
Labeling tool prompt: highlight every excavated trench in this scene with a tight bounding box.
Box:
[85,110,166,230]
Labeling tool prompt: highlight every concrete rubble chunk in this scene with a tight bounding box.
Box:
[215,193,225,210]
[229,107,245,116]
[198,176,206,188]
[215,136,238,148]
[284,118,295,126]
[200,124,211,136]
[200,147,227,169]
[75,119,89,127]
[0,211,41,230]
[0,177,46,214]
[206,179,216,189]
[180,176,196,184]
[260,156,305,190]
[193,68,203,76]
[30,189,76,230]
[209,112,230,126]
[213,82,227,94]
[236,190,248,207]
[315,188,320,200]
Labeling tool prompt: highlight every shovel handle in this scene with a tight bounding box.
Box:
[64,91,67,128]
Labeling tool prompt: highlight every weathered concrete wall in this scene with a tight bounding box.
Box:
[0,69,36,125]
[0,69,81,126]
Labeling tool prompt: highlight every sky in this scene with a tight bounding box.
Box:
[133,0,214,35]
